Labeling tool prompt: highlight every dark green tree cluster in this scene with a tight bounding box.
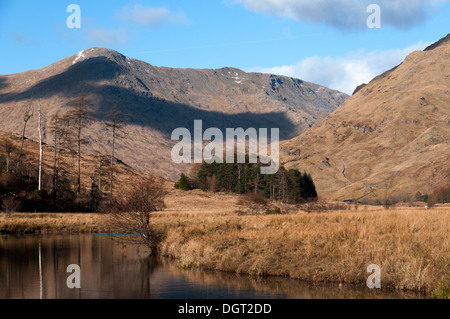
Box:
[174,173,190,191]
[178,155,317,203]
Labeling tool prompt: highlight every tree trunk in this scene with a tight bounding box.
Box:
[6,153,10,173]
[110,125,115,201]
[18,121,28,170]
[77,125,81,194]
[38,100,43,191]
[98,158,102,194]
[52,128,58,205]
[18,103,33,170]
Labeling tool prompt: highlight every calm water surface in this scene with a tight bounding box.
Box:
[0,235,423,299]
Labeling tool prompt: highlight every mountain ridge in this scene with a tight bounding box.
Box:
[0,47,348,180]
[280,34,450,201]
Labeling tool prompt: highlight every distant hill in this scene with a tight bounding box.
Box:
[280,34,450,201]
[0,48,347,180]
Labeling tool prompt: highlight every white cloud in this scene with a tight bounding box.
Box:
[116,5,191,29]
[236,0,448,30]
[250,41,431,95]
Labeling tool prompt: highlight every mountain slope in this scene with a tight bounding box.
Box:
[280,34,450,201]
[0,48,347,180]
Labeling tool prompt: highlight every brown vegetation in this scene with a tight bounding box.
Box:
[280,36,450,201]
[152,207,449,296]
[1,196,21,217]
[429,183,450,205]
[0,213,102,234]
[236,193,269,215]
[0,131,146,212]
[1,205,448,296]
[102,176,167,254]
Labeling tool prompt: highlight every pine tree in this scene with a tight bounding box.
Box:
[302,172,318,200]
[176,174,189,191]
[105,106,128,200]
[66,93,95,194]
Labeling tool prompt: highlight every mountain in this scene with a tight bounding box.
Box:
[0,48,347,180]
[280,34,450,201]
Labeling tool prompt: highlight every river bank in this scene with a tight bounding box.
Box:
[152,208,449,298]
[0,213,102,234]
[1,207,449,298]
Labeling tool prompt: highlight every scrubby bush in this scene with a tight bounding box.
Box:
[237,192,269,215]
[31,189,43,197]
[301,201,350,213]
[265,207,282,215]
[1,196,21,217]
[102,177,167,254]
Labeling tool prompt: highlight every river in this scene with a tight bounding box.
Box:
[0,234,423,299]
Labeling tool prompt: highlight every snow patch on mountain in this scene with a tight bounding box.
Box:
[73,50,86,65]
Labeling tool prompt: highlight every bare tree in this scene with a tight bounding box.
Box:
[66,93,95,194]
[187,162,203,189]
[17,100,34,170]
[49,113,70,203]
[105,106,128,201]
[277,202,292,214]
[92,152,108,195]
[2,196,21,218]
[206,174,218,192]
[37,100,44,191]
[4,139,15,173]
[103,177,167,254]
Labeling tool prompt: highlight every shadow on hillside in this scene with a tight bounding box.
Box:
[0,57,297,139]
[0,78,7,90]
[0,57,121,101]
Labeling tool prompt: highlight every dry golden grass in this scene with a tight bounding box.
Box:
[0,213,103,234]
[163,188,241,213]
[151,207,450,296]
[1,207,448,296]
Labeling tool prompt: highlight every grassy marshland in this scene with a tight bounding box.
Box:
[0,213,102,234]
[1,207,449,297]
[151,208,449,297]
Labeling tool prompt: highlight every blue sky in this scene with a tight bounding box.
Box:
[1,0,449,94]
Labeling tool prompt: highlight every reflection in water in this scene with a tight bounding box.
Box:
[0,235,156,299]
[0,235,422,299]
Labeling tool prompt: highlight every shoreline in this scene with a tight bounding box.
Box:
[0,213,104,235]
[1,208,449,298]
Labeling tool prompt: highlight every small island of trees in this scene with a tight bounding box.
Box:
[175,154,318,204]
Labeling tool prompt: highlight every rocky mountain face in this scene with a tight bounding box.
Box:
[0,48,347,180]
[280,34,450,201]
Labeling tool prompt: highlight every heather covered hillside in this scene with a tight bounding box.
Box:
[280,34,450,202]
